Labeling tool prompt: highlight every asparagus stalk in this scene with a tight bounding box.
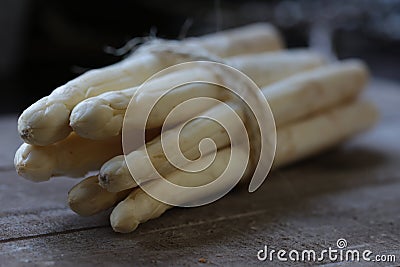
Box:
[70,49,325,140]
[267,59,368,126]
[110,147,242,233]
[68,176,131,216]
[110,100,378,233]
[99,60,368,192]
[99,102,245,192]
[225,49,325,87]
[14,133,122,182]
[183,22,283,57]
[70,66,230,139]
[18,23,283,146]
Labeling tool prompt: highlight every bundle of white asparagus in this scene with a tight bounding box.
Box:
[14,23,378,233]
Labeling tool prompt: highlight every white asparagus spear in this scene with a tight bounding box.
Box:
[14,133,122,182]
[267,59,368,127]
[110,147,243,233]
[110,102,377,233]
[68,175,131,216]
[16,43,214,146]
[70,65,231,139]
[18,23,283,146]
[130,59,366,130]
[111,189,168,233]
[99,60,368,192]
[226,49,326,87]
[14,127,160,182]
[110,100,378,233]
[184,22,283,57]
[99,102,244,192]
[273,101,378,166]
[69,101,377,222]
[70,49,325,140]
[69,88,137,139]
[69,99,377,220]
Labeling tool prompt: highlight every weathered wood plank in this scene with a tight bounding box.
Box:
[0,173,399,266]
[0,78,399,266]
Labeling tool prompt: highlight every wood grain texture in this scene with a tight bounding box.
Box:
[0,79,399,266]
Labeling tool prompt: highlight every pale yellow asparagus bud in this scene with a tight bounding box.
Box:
[110,100,377,233]
[68,176,131,216]
[110,189,168,233]
[18,23,282,146]
[14,133,122,182]
[69,88,137,139]
[70,50,325,140]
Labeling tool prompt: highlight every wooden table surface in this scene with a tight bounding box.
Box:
[0,79,399,267]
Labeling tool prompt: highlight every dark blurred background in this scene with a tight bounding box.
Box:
[1,0,400,114]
